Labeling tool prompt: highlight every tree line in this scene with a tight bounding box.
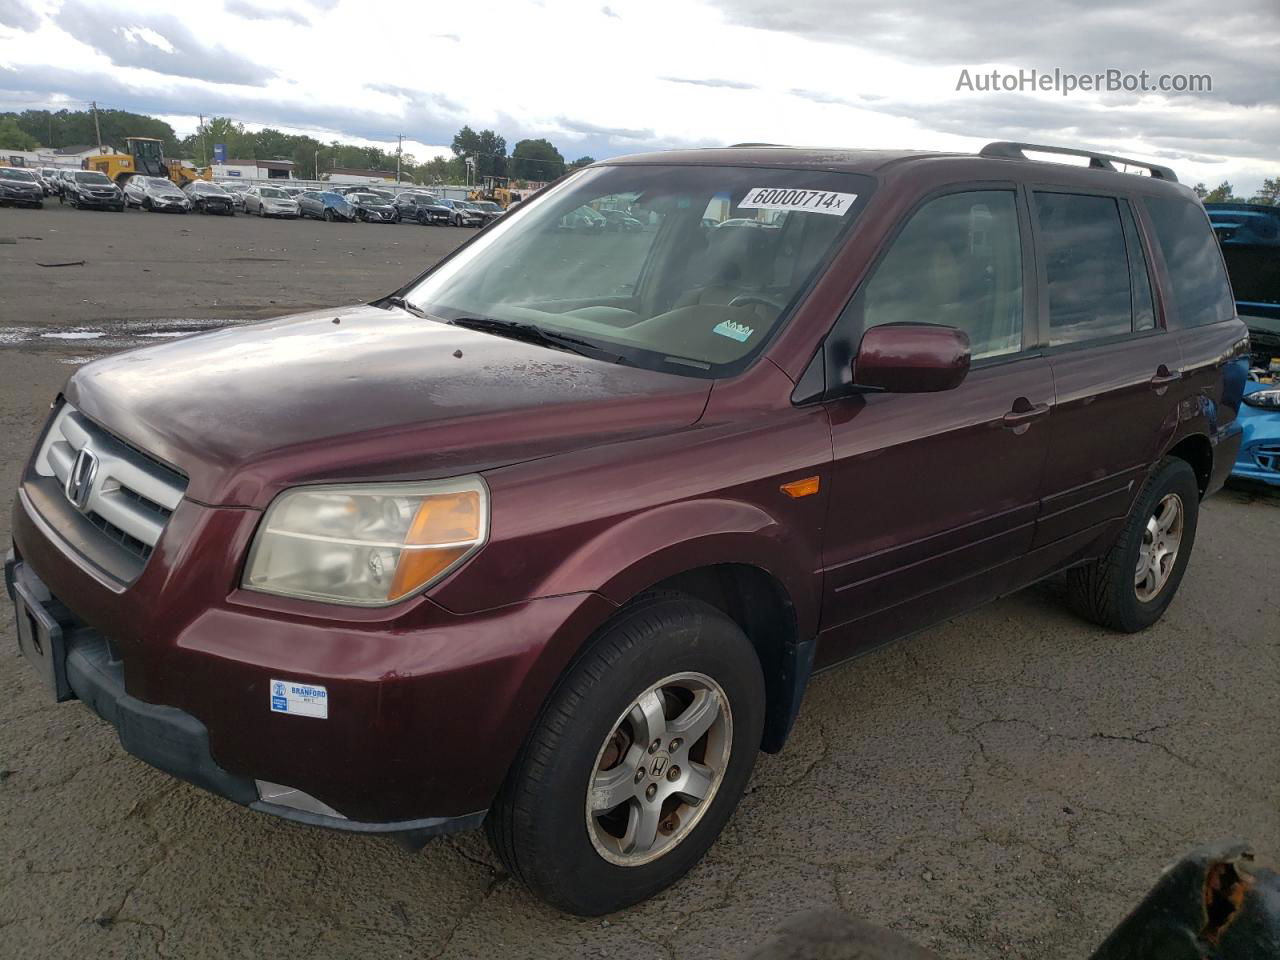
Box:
[0,108,594,185]
[1193,179,1279,205]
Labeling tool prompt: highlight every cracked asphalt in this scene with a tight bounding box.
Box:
[2,204,1278,959]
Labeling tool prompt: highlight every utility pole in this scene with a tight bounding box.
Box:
[198,113,208,167]
[90,100,103,152]
[314,148,319,182]
[396,133,404,184]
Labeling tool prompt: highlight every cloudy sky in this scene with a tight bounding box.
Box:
[0,0,1276,193]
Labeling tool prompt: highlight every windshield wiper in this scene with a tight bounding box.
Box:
[450,317,624,363]
[383,295,432,320]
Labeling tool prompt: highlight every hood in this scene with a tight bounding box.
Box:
[65,304,711,507]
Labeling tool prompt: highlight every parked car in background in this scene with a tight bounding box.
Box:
[464,199,504,225]
[279,185,307,198]
[601,208,643,232]
[1207,203,1280,367]
[38,167,62,196]
[124,176,190,213]
[437,197,482,227]
[0,167,44,208]
[4,142,1248,917]
[1207,202,1280,486]
[394,192,451,224]
[298,190,356,221]
[348,191,400,223]
[335,185,394,199]
[223,182,250,211]
[183,180,235,216]
[244,185,300,218]
[61,170,124,211]
[556,204,607,232]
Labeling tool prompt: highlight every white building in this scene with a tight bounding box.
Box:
[209,158,296,180]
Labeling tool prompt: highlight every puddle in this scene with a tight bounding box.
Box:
[0,318,234,356]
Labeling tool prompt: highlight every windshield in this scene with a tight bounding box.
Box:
[353,194,382,203]
[191,182,225,193]
[149,177,176,189]
[75,172,111,184]
[475,202,500,211]
[260,188,287,198]
[1,168,36,181]
[402,164,871,376]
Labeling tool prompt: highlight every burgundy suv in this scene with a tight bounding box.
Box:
[6,142,1248,915]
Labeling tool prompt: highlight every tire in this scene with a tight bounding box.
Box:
[35,201,43,209]
[453,213,463,227]
[1066,456,1200,633]
[144,198,152,212]
[485,592,765,916]
[417,213,428,226]
[324,208,335,222]
[112,205,123,213]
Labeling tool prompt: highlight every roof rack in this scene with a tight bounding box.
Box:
[978,141,1178,182]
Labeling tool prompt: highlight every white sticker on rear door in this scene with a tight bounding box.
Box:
[739,187,857,216]
[270,679,328,719]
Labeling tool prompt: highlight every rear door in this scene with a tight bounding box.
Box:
[818,187,1054,665]
[1030,188,1183,546]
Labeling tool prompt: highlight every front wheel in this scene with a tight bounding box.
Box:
[324,208,335,222]
[1066,457,1200,632]
[486,593,765,915]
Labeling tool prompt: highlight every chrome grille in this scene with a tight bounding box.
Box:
[33,404,186,560]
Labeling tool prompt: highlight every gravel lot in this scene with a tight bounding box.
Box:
[1,202,1278,960]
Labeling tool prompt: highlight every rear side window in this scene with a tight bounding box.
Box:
[1145,195,1235,327]
[853,190,1024,359]
[1034,192,1132,345]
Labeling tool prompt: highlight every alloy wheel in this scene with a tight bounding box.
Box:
[586,672,732,867]
[1135,492,1183,602]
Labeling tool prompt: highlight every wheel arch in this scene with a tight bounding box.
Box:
[1165,432,1213,497]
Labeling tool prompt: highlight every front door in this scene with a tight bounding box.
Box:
[818,187,1052,666]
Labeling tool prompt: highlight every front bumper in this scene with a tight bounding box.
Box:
[9,483,617,826]
[1231,404,1280,487]
[6,557,484,842]
[77,193,121,208]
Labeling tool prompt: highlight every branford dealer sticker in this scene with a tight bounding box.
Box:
[739,187,857,216]
[270,679,329,719]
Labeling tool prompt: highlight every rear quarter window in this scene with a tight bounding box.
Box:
[1145,195,1235,328]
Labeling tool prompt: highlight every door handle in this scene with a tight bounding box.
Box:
[1149,366,1182,389]
[1001,401,1050,431]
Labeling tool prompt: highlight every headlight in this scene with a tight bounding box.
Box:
[243,477,489,605]
[1243,387,1280,409]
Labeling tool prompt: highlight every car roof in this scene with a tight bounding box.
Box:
[601,143,1191,197]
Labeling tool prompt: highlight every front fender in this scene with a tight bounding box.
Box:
[551,498,821,639]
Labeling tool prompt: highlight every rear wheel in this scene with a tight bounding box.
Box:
[486,593,765,915]
[324,208,335,222]
[1066,457,1199,632]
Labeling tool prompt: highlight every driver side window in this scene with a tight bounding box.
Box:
[851,190,1024,359]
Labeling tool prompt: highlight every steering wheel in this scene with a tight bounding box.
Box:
[727,294,786,312]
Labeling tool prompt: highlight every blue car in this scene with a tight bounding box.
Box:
[1206,203,1280,486]
[1232,378,1280,486]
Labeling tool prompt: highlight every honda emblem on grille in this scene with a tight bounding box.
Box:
[64,447,99,512]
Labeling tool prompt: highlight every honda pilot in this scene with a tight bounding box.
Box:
[6,142,1248,915]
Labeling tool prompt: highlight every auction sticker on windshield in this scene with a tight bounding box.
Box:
[270,679,329,719]
[739,187,857,216]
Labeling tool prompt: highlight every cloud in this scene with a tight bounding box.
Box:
[555,116,656,141]
[601,5,619,17]
[708,0,1280,108]
[365,83,464,113]
[223,0,309,26]
[0,0,39,31]
[661,76,757,90]
[855,91,1280,167]
[55,0,273,86]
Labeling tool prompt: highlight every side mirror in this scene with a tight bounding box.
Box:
[853,324,971,393]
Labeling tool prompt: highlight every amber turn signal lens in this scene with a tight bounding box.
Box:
[780,476,821,498]
[388,545,470,599]
[405,490,481,545]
